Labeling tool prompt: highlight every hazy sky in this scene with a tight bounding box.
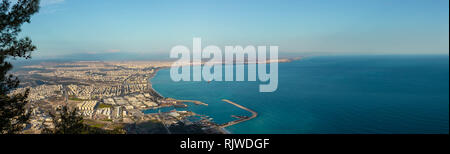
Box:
[21,0,449,58]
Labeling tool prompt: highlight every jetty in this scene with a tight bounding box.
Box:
[176,100,208,106]
[219,99,258,128]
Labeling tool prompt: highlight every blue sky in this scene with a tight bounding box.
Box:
[20,0,449,58]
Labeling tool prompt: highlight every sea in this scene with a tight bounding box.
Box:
[144,55,449,134]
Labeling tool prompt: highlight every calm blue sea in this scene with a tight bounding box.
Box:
[145,55,449,134]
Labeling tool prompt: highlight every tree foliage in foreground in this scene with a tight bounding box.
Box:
[43,106,125,134]
[0,0,39,134]
[43,106,86,134]
[1,0,124,134]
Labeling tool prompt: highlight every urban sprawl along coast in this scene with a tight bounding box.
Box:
[10,59,294,134]
[10,61,223,134]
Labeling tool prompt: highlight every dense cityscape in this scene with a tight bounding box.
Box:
[10,61,223,134]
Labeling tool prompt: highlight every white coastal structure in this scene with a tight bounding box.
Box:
[78,101,98,111]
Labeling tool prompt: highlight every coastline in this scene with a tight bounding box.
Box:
[145,58,298,134]
[16,56,450,134]
[148,67,232,134]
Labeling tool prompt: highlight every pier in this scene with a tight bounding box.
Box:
[176,100,208,106]
[219,99,258,128]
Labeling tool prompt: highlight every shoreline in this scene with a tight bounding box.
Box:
[147,68,230,134]
[146,58,299,134]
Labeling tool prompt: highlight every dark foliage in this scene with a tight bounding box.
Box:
[0,0,39,134]
[43,106,86,134]
[43,106,124,134]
